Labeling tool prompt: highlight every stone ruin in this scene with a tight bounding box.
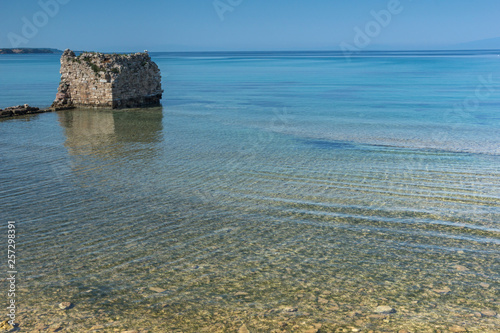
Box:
[52,49,163,109]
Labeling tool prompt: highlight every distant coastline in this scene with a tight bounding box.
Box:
[0,48,62,55]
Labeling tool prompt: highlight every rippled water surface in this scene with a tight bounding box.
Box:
[0,51,499,332]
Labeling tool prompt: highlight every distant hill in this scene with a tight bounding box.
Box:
[0,48,63,54]
[454,37,500,50]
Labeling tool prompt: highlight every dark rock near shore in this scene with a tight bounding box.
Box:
[0,104,47,118]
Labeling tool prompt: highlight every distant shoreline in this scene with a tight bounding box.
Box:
[0,48,62,55]
[2,48,499,56]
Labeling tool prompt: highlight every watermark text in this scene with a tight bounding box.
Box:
[340,0,406,60]
[213,0,244,21]
[8,0,71,47]
[6,221,17,326]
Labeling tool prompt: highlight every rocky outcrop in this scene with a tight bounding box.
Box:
[52,49,163,109]
[0,104,44,118]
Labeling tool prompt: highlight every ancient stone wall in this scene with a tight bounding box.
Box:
[52,49,162,109]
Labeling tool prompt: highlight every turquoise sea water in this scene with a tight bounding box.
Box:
[0,51,499,332]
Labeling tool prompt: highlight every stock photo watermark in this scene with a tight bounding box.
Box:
[8,0,71,47]
[430,72,500,152]
[213,0,244,21]
[6,221,17,328]
[447,73,499,121]
[456,74,498,114]
[340,0,408,60]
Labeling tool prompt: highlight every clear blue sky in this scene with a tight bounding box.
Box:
[1,0,500,52]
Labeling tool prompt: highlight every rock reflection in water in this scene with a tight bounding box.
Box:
[57,107,163,157]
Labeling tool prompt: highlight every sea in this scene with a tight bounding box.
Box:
[0,50,499,332]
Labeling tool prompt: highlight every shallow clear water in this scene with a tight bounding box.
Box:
[0,51,499,332]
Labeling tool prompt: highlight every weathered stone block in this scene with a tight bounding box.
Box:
[52,49,163,109]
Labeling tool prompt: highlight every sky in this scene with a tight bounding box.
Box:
[1,0,500,52]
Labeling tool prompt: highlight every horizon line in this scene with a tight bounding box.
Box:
[3,47,500,54]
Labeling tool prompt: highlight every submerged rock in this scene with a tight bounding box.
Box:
[149,287,166,293]
[283,307,298,312]
[58,301,72,310]
[0,320,14,332]
[238,324,250,333]
[454,265,468,271]
[433,286,452,294]
[480,310,497,317]
[374,305,396,314]
[303,329,319,333]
